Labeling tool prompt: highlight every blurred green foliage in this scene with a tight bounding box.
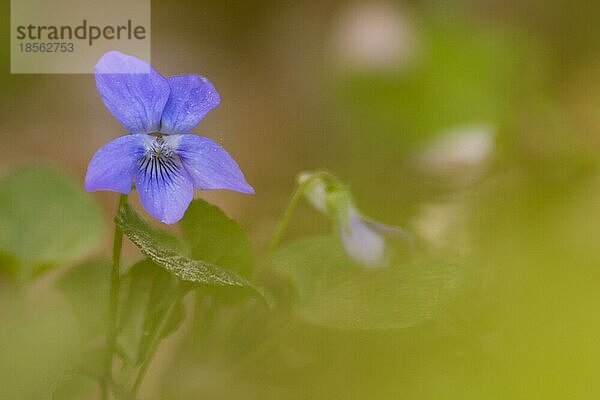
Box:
[336,19,519,148]
[117,260,185,368]
[58,259,110,340]
[0,299,79,399]
[273,235,465,329]
[0,166,105,282]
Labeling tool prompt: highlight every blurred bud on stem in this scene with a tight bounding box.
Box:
[297,170,412,267]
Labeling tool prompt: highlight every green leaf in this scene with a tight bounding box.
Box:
[117,259,184,365]
[272,235,466,330]
[57,260,109,339]
[181,199,253,276]
[140,221,191,257]
[0,165,106,281]
[181,200,256,304]
[116,204,267,301]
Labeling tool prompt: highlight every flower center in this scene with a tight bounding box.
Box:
[148,136,174,157]
[139,136,180,180]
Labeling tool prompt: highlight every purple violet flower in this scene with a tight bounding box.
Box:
[85,51,254,224]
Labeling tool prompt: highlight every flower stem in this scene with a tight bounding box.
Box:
[266,171,329,254]
[102,194,128,400]
[130,284,185,398]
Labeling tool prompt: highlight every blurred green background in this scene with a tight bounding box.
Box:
[1,0,600,399]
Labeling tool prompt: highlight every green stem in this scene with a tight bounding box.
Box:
[102,194,128,400]
[266,173,327,255]
[129,285,185,398]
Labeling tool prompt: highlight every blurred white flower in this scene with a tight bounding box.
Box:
[339,205,387,266]
[331,1,417,72]
[413,123,495,186]
[411,201,470,256]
